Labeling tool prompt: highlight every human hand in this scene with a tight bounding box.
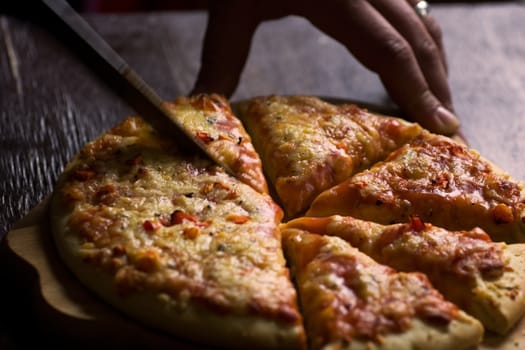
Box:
[191,0,460,136]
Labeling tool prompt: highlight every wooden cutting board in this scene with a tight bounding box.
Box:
[4,200,525,349]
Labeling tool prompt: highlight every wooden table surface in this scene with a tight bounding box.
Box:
[1,2,525,348]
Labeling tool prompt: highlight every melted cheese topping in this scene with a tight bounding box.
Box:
[283,216,525,334]
[307,133,525,243]
[51,95,521,347]
[282,229,460,349]
[285,215,505,281]
[163,94,268,194]
[238,96,423,218]
[55,116,301,325]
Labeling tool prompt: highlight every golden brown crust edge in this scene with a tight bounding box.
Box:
[470,244,525,334]
[321,313,483,350]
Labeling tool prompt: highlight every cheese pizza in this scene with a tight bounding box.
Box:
[49,94,525,349]
[50,116,306,350]
[284,215,525,334]
[307,132,525,243]
[281,227,484,350]
[236,95,423,218]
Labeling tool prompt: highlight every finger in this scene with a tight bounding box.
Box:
[405,0,448,73]
[370,0,452,111]
[420,13,448,74]
[191,1,260,97]
[301,0,460,135]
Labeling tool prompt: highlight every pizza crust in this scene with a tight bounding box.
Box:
[469,244,525,334]
[322,314,483,350]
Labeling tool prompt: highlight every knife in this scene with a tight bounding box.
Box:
[41,0,233,175]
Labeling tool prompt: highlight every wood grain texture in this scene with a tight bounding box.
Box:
[1,3,525,348]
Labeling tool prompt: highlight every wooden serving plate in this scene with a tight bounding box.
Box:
[4,200,525,349]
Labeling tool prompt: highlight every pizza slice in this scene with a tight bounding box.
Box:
[281,227,483,350]
[284,215,525,334]
[236,95,423,218]
[50,116,306,350]
[307,132,525,243]
[162,93,268,194]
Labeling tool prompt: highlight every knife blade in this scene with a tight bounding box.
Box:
[41,0,234,175]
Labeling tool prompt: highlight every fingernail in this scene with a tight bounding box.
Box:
[434,106,460,135]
